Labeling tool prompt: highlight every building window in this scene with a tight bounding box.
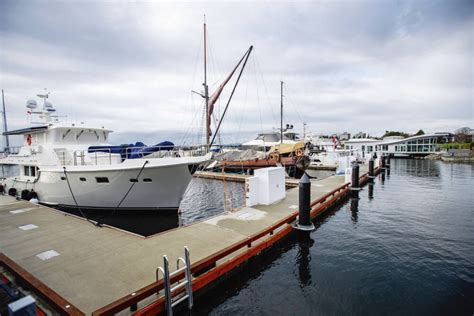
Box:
[80,177,86,181]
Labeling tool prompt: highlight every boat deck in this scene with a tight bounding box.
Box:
[0,166,368,314]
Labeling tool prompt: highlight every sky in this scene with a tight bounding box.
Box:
[1,0,473,146]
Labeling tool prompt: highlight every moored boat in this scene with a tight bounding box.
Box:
[0,94,211,211]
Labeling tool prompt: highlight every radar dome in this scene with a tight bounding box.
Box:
[44,101,56,112]
[26,99,37,109]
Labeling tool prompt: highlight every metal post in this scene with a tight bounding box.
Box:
[280,81,284,144]
[381,155,386,170]
[184,247,193,309]
[369,158,375,180]
[294,173,315,231]
[351,164,360,191]
[163,256,172,316]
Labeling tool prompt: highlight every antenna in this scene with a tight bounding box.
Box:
[280,81,284,144]
[2,90,10,153]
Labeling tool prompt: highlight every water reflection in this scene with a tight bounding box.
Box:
[368,184,374,200]
[58,207,180,236]
[350,196,359,224]
[296,232,314,288]
[394,159,440,178]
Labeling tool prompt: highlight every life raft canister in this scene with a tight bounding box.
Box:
[26,134,32,146]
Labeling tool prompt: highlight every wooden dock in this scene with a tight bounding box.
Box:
[0,165,375,315]
[194,171,300,188]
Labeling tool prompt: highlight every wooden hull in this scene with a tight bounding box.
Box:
[217,155,310,178]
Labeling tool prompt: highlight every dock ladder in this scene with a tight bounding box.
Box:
[156,246,193,316]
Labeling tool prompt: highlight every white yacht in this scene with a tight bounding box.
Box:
[241,124,301,151]
[0,94,211,211]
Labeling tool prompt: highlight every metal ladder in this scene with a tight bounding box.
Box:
[156,247,193,316]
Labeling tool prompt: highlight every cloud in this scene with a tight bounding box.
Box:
[0,0,472,147]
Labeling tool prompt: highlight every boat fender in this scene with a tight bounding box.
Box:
[30,198,39,204]
[27,190,38,201]
[8,188,17,197]
[21,189,30,200]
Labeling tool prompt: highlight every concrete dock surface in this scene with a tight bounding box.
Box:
[0,166,367,314]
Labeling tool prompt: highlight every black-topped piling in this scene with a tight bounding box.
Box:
[369,159,375,180]
[294,173,315,231]
[351,164,360,191]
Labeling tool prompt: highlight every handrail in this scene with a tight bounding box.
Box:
[0,253,84,315]
[92,181,352,316]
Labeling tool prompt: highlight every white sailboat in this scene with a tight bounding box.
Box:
[0,93,211,211]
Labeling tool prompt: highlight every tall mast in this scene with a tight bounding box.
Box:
[280,81,284,144]
[203,17,210,150]
[1,89,10,153]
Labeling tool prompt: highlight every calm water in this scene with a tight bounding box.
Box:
[189,159,474,315]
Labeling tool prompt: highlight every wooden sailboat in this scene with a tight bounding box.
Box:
[215,82,310,178]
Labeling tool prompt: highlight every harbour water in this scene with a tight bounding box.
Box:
[189,159,474,315]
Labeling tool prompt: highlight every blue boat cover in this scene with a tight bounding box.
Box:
[88,141,174,160]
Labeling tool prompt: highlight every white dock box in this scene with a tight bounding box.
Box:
[246,167,286,207]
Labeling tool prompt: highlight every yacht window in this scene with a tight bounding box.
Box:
[80,177,86,181]
[258,134,279,142]
[30,166,36,177]
[143,178,152,182]
[129,179,138,183]
[96,177,109,183]
[60,176,66,181]
[24,166,30,176]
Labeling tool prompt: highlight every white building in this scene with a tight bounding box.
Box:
[342,133,453,157]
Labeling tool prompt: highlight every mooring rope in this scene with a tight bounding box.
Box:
[63,167,97,226]
[95,160,149,225]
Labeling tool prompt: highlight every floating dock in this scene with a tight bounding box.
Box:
[0,165,377,315]
[194,171,300,188]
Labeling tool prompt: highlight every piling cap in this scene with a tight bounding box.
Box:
[299,172,310,184]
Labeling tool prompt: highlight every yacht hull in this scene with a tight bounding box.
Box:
[1,160,202,210]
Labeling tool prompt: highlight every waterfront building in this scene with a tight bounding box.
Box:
[342,133,453,157]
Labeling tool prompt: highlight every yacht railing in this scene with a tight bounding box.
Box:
[55,145,209,166]
[3,146,22,155]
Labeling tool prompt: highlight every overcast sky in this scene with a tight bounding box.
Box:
[1,0,473,145]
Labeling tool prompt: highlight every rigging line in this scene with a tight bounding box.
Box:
[180,32,204,146]
[62,167,98,227]
[286,89,305,125]
[212,113,224,146]
[253,55,264,134]
[254,52,277,126]
[95,160,149,225]
[182,93,202,146]
[236,65,250,143]
[210,46,254,148]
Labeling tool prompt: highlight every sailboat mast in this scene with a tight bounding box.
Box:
[1,89,10,153]
[280,81,284,144]
[203,18,210,150]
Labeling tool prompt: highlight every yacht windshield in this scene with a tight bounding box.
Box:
[256,133,280,142]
